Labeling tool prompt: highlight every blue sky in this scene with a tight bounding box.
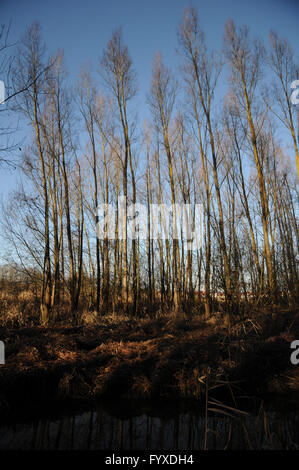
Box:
[0,0,298,201]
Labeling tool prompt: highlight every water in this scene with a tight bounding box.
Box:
[0,404,298,450]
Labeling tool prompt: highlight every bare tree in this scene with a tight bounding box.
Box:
[268,31,299,180]
[224,20,274,298]
[100,27,137,313]
[148,53,180,311]
[179,7,232,307]
[13,23,52,323]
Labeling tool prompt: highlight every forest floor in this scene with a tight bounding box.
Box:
[0,307,298,421]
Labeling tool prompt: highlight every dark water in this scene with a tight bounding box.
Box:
[0,404,298,450]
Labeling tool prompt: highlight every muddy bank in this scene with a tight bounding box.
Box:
[0,309,298,421]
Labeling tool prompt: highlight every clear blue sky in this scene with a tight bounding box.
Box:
[0,0,298,199]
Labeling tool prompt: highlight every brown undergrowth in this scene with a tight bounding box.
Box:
[0,306,298,420]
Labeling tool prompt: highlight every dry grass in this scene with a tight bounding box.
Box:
[0,289,39,328]
[17,290,35,302]
[0,301,298,419]
[80,310,99,326]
